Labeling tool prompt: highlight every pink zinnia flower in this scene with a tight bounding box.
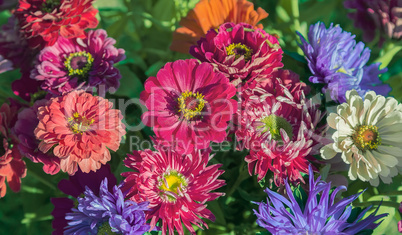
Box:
[121,146,225,235]
[14,0,98,49]
[0,103,27,198]
[31,29,125,96]
[236,70,326,185]
[14,99,60,175]
[190,22,283,86]
[34,90,126,175]
[140,59,237,153]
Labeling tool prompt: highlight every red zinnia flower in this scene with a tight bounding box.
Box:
[0,103,27,198]
[14,0,98,49]
[34,91,126,175]
[140,59,237,153]
[122,146,225,235]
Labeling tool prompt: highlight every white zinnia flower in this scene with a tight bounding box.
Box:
[321,90,402,186]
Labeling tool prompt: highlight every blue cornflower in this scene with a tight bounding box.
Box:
[253,165,387,235]
[64,178,150,235]
[297,21,390,103]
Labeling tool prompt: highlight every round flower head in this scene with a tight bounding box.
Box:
[0,103,27,198]
[190,22,283,86]
[51,164,117,235]
[14,0,98,49]
[140,59,237,154]
[254,165,387,234]
[31,29,125,95]
[121,146,225,235]
[34,90,126,175]
[345,0,402,43]
[236,70,326,185]
[170,0,268,53]
[65,178,150,235]
[14,99,60,175]
[321,90,402,186]
[297,22,390,103]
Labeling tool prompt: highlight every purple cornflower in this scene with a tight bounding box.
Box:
[297,22,390,103]
[254,165,387,234]
[65,178,150,235]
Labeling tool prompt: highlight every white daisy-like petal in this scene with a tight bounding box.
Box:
[320,144,338,159]
[325,90,402,185]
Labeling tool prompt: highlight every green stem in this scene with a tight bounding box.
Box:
[27,170,57,191]
[225,162,249,201]
[374,42,402,69]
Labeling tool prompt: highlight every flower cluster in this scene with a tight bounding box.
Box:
[0,0,400,234]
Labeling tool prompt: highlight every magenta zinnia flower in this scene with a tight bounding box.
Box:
[14,99,60,175]
[345,0,402,43]
[121,146,225,235]
[14,0,98,49]
[236,70,326,185]
[34,90,126,175]
[51,164,117,235]
[140,59,237,153]
[190,22,283,86]
[31,29,125,95]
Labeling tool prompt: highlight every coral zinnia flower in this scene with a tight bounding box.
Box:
[190,23,283,86]
[14,0,98,49]
[34,91,126,175]
[31,29,125,96]
[236,70,326,185]
[254,165,387,234]
[297,22,390,103]
[345,0,402,43]
[121,146,225,235]
[321,90,402,186]
[14,99,60,175]
[140,59,237,153]
[51,164,117,235]
[0,103,27,198]
[170,0,268,53]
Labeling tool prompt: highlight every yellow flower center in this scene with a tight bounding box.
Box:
[64,51,94,78]
[352,125,381,151]
[226,43,253,61]
[159,171,187,202]
[67,112,95,134]
[259,115,293,141]
[178,91,206,120]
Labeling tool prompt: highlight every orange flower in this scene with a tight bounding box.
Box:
[170,0,268,54]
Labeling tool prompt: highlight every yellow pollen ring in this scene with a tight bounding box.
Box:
[68,112,95,134]
[352,125,381,151]
[178,91,206,120]
[64,51,94,77]
[226,42,253,61]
